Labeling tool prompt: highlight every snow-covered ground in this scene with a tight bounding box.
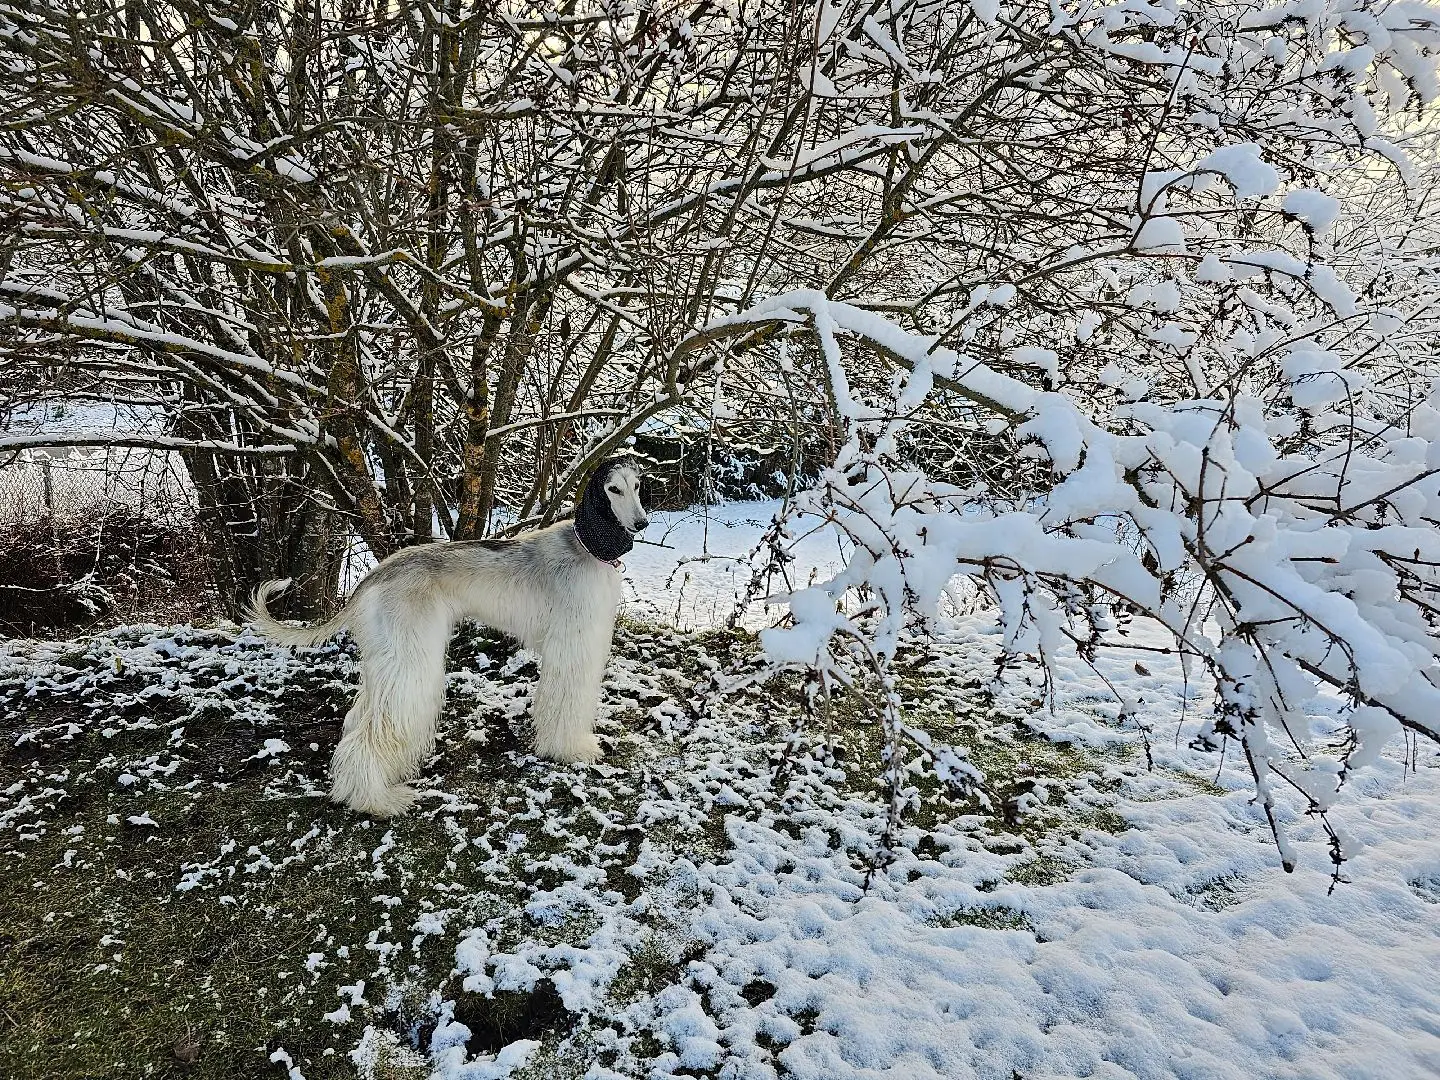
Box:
[2,504,1439,1080]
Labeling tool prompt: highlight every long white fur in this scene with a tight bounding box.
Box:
[248,465,648,817]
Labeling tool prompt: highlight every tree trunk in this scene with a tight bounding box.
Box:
[181,447,345,621]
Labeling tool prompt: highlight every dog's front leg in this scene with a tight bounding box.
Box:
[531,622,610,764]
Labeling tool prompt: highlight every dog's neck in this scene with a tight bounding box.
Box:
[574,474,633,565]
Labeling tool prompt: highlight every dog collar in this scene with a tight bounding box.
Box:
[574,524,624,570]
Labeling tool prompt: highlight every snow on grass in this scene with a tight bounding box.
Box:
[2,506,1439,1078]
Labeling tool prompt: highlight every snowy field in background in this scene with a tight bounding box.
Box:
[619,500,847,631]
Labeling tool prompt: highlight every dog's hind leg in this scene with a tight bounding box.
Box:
[329,686,417,817]
[329,604,450,816]
[532,619,611,764]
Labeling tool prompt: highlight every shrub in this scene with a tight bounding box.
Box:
[0,505,216,636]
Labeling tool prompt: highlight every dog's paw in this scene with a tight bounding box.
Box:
[571,735,604,765]
[540,734,604,766]
[339,783,416,818]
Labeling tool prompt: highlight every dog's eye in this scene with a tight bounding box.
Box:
[608,486,621,494]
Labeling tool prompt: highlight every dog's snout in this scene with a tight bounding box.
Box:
[634,516,649,532]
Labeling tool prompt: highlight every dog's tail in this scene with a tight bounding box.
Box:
[246,579,350,648]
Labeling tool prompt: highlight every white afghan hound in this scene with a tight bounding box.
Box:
[247,459,648,817]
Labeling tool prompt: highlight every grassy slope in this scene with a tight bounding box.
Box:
[0,619,1145,1079]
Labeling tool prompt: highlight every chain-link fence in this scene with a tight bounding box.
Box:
[0,445,195,527]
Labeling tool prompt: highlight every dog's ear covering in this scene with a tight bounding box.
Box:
[574,460,633,561]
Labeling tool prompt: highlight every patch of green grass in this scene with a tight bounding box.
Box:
[606,933,706,1005]
[1188,874,1253,912]
[1157,765,1228,798]
[1075,807,1131,835]
[812,655,1128,852]
[0,786,386,1079]
[1004,854,1074,888]
[932,906,1033,932]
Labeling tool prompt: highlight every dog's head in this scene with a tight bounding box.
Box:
[594,460,649,535]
